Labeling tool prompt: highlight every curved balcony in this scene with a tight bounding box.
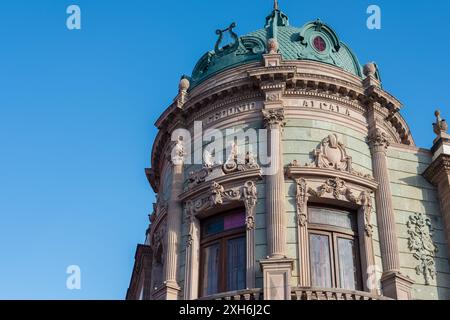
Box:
[197,288,263,301]
[292,287,390,300]
[198,287,390,300]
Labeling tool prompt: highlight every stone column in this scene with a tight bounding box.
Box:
[262,108,286,258]
[369,128,413,299]
[369,128,400,273]
[162,139,185,300]
[260,107,293,300]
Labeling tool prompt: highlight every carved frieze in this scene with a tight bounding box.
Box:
[407,212,438,285]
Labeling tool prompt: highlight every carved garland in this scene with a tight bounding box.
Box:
[295,177,374,236]
[407,212,438,285]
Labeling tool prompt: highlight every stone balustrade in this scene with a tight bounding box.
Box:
[198,287,389,301]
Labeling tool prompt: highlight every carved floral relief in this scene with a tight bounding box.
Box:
[407,212,438,285]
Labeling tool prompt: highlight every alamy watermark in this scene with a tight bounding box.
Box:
[66,265,81,290]
[170,121,282,176]
[66,5,81,30]
[367,5,381,30]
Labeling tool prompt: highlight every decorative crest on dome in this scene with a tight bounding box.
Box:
[214,22,239,55]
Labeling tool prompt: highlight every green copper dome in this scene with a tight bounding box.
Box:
[190,6,363,88]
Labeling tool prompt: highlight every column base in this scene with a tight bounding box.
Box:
[380,271,414,300]
[260,258,294,300]
[153,281,181,300]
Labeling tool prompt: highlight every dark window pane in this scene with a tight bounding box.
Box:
[224,212,245,231]
[309,207,355,230]
[309,234,332,288]
[202,244,220,295]
[227,237,246,291]
[337,238,359,290]
[204,217,224,236]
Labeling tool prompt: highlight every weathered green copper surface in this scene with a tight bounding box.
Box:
[190,7,363,87]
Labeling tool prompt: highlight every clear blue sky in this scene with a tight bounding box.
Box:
[0,0,448,299]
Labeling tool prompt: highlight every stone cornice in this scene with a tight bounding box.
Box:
[149,59,415,184]
[423,153,450,185]
[365,85,402,113]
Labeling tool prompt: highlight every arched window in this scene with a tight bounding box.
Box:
[200,209,246,296]
[308,206,362,291]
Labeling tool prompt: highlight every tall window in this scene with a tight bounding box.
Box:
[308,206,362,291]
[200,210,246,296]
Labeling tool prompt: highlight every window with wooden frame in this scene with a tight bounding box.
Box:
[308,206,362,291]
[200,209,246,297]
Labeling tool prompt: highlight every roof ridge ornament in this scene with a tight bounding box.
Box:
[214,22,239,55]
[433,110,448,137]
[264,1,289,31]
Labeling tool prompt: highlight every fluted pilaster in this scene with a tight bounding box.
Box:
[263,108,286,258]
[369,129,400,272]
[162,140,185,299]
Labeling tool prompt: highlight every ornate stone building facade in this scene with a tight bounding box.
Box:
[126,3,450,300]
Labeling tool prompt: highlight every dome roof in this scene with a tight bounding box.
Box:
[190,6,363,88]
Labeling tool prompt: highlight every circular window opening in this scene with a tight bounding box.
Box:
[313,36,327,52]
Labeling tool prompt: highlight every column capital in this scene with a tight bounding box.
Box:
[262,108,286,129]
[368,128,390,153]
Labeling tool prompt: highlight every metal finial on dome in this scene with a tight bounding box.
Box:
[274,0,279,10]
